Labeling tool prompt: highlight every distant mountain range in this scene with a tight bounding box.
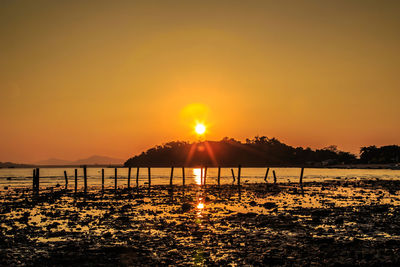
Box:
[0,162,31,168]
[35,155,124,166]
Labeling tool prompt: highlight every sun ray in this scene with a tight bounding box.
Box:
[204,141,218,167]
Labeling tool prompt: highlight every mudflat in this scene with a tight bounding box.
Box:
[1,180,400,266]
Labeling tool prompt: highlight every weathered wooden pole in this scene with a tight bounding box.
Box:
[217,167,221,188]
[128,167,131,189]
[238,165,242,199]
[114,168,118,191]
[200,168,204,186]
[147,167,151,194]
[299,167,304,185]
[32,169,36,192]
[299,167,304,195]
[170,166,174,188]
[74,169,78,193]
[136,167,139,191]
[182,167,185,186]
[204,167,207,186]
[36,168,40,194]
[64,171,68,190]
[170,166,174,200]
[101,169,105,192]
[83,166,87,194]
[231,168,235,184]
[264,168,270,183]
[273,170,277,184]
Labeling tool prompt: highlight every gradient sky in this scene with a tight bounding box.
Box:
[1,0,399,163]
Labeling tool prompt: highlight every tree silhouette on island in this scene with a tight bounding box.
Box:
[125,136,361,167]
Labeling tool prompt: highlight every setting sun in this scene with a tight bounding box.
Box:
[195,123,206,135]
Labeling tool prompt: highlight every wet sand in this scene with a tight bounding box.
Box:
[1,180,400,266]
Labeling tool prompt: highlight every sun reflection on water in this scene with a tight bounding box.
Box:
[197,201,204,210]
[193,168,202,185]
[195,197,205,224]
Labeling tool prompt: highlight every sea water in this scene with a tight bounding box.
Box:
[1,167,400,190]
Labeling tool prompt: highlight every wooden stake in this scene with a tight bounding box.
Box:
[273,170,277,184]
[217,167,221,187]
[32,169,36,192]
[238,165,241,199]
[74,169,78,193]
[231,168,235,184]
[147,167,151,194]
[170,166,174,201]
[83,166,87,194]
[64,170,68,190]
[264,168,270,183]
[101,169,104,192]
[300,167,304,195]
[128,167,131,189]
[34,168,40,194]
[136,167,139,191]
[182,167,185,186]
[200,168,203,186]
[204,167,207,186]
[170,166,174,188]
[114,168,117,191]
[299,167,304,185]
[36,168,40,193]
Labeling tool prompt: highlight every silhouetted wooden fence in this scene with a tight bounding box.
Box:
[29,166,306,197]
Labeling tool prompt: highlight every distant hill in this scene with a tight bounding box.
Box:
[73,155,124,165]
[125,137,357,167]
[0,162,31,168]
[35,155,124,166]
[35,158,73,165]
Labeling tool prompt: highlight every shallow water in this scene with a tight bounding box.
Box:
[1,167,400,190]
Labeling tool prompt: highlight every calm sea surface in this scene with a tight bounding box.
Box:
[1,167,400,190]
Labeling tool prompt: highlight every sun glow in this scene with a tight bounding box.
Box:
[195,123,206,135]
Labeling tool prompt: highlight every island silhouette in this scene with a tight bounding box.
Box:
[125,137,400,168]
[124,136,358,167]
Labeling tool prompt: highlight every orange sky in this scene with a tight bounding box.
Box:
[1,1,399,163]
